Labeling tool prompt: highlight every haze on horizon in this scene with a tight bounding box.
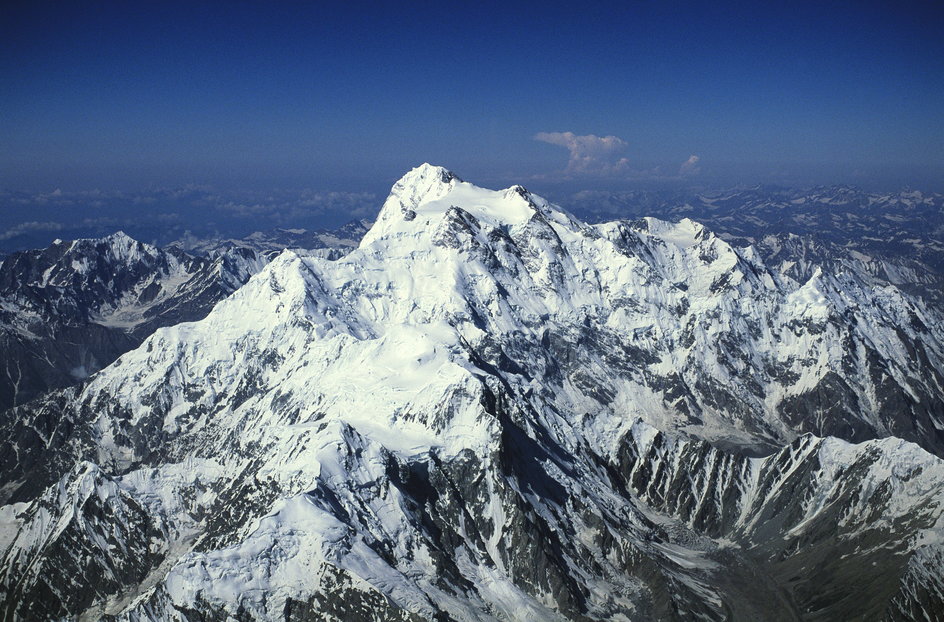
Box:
[1,0,942,249]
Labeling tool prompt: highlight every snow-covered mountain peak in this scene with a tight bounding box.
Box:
[93,230,160,262]
[101,230,136,245]
[74,229,151,252]
[360,163,460,245]
[362,165,570,249]
[221,248,316,310]
[386,163,459,210]
[403,161,460,184]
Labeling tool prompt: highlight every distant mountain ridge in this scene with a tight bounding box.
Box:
[171,219,373,256]
[0,221,370,411]
[565,185,944,304]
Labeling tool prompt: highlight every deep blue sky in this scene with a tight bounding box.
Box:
[1,1,943,247]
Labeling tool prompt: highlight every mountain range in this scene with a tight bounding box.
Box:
[564,186,944,305]
[1,165,942,620]
[0,222,370,412]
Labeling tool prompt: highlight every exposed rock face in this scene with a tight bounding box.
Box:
[1,165,942,620]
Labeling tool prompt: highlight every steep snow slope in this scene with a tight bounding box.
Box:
[1,165,943,620]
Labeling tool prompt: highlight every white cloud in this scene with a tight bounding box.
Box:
[679,154,701,176]
[0,221,64,241]
[534,132,704,181]
[214,191,379,222]
[534,131,632,176]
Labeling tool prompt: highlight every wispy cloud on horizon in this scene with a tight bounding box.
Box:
[0,221,64,241]
[534,132,632,176]
[0,186,384,252]
[679,155,701,177]
[213,190,378,222]
[534,131,701,181]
